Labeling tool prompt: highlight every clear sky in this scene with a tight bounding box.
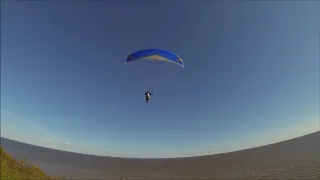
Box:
[1,1,319,158]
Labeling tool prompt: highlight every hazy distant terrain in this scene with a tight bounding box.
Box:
[1,131,320,179]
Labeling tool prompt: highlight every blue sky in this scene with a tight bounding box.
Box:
[1,1,319,158]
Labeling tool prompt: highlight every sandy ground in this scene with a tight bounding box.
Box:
[1,131,320,179]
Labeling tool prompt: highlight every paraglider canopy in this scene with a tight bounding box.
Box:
[126,48,184,67]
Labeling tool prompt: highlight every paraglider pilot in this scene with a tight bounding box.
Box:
[145,91,153,103]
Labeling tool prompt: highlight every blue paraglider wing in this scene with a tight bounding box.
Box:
[126,49,184,67]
